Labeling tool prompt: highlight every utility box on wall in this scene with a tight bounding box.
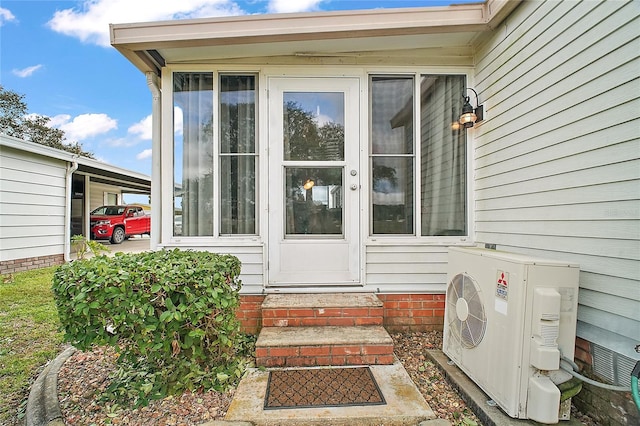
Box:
[443,247,580,424]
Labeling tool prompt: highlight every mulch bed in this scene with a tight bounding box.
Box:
[264,367,385,409]
[53,331,598,426]
[57,347,232,426]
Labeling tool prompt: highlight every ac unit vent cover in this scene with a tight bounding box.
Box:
[446,273,487,348]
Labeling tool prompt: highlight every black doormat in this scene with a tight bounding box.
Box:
[264,367,386,410]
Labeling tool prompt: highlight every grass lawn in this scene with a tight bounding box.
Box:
[0,267,66,424]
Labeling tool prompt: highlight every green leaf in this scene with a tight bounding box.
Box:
[159,311,173,322]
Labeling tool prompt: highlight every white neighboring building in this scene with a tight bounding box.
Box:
[0,134,151,273]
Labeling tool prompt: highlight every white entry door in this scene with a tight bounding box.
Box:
[268,77,361,286]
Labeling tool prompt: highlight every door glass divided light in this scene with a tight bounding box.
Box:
[173,72,257,236]
[282,92,345,237]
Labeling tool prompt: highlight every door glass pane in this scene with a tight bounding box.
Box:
[285,167,343,236]
[283,92,344,161]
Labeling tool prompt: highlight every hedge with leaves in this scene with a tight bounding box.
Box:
[52,249,253,406]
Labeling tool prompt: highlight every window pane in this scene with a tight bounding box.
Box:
[283,92,345,161]
[220,155,256,234]
[420,75,467,236]
[220,75,256,153]
[285,167,343,236]
[372,157,414,234]
[371,76,414,155]
[173,72,214,236]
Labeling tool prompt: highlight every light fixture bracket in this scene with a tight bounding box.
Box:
[460,88,484,129]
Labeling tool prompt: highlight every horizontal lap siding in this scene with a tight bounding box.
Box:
[90,182,122,209]
[473,0,639,356]
[0,147,67,262]
[364,245,453,293]
[160,244,264,293]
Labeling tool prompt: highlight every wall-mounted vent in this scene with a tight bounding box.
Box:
[592,343,635,389]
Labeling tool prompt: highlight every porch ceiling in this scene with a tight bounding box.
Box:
[110,1,520,74]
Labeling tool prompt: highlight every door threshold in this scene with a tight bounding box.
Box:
[265,286,366,294]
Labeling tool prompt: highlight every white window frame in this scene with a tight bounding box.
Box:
[160,65,475,247]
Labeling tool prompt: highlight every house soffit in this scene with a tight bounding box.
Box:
[111,1,520,73]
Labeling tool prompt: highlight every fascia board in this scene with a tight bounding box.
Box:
[111,2,521,74]
[111,5,487,50]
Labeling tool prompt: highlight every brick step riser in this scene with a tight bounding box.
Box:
[262,307,384,327]
[256,344,394,368]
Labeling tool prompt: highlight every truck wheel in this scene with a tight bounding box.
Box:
[111,227,126,244]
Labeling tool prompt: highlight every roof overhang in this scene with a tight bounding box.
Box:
[110,0,521,74]
[0,134,151,194]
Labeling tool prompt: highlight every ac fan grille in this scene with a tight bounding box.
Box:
[447,273,487,349]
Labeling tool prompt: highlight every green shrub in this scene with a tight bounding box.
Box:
[52,249,253,406]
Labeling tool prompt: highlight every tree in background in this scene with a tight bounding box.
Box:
[0,85,94,158]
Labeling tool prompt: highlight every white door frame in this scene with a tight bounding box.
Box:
[267,76,361,286]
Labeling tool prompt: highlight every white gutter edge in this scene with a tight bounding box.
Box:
[146,72,161,251]
[64,159,79,262]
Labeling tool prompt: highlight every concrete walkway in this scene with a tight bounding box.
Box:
[70,235,150,260]
[224,359,438,425]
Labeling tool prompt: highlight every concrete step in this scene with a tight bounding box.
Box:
[225,361,438,425]
[261,293,384,327]
[255,325,394,367]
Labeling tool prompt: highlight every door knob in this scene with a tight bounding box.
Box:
[350,184,358,190]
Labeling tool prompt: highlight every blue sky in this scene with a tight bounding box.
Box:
[1,0,473,180]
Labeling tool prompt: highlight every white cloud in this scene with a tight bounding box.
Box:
[51,113,118,140]
[267,0,324,13]
[103,137,134,147]
[12,64,43,78]
[136,149,153,160]
[47,0,245,47]
[128,107,183,140]
[173,107,184,136]
[0,7,16,26]
[128,114,152,140]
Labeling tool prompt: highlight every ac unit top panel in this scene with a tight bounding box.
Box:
[448,247,580,268]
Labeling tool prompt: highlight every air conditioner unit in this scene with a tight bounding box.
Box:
[443,247,580,424]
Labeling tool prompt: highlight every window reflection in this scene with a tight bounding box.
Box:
[283,92,345,161]
[285,167,343,236]
[420,75,467,236]
[220,75,257,234]
[173,72,214,236]
[370,76,414,234]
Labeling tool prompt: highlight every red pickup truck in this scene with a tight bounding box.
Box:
[90,205,151,244]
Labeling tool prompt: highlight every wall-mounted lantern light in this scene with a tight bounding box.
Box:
[303,179,315,191]
[459,88,484,129]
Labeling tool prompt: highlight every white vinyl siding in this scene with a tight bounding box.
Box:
[157,243,264,294]
[364,245,452,293]
[89,182,122,210]
[0,146,67,261]
[472,0,640,363]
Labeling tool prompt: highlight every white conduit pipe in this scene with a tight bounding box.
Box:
[146,72,161,250]
[64,159,79,262]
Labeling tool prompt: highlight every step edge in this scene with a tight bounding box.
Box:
[262,293,383,309]
[256,325,393,347]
